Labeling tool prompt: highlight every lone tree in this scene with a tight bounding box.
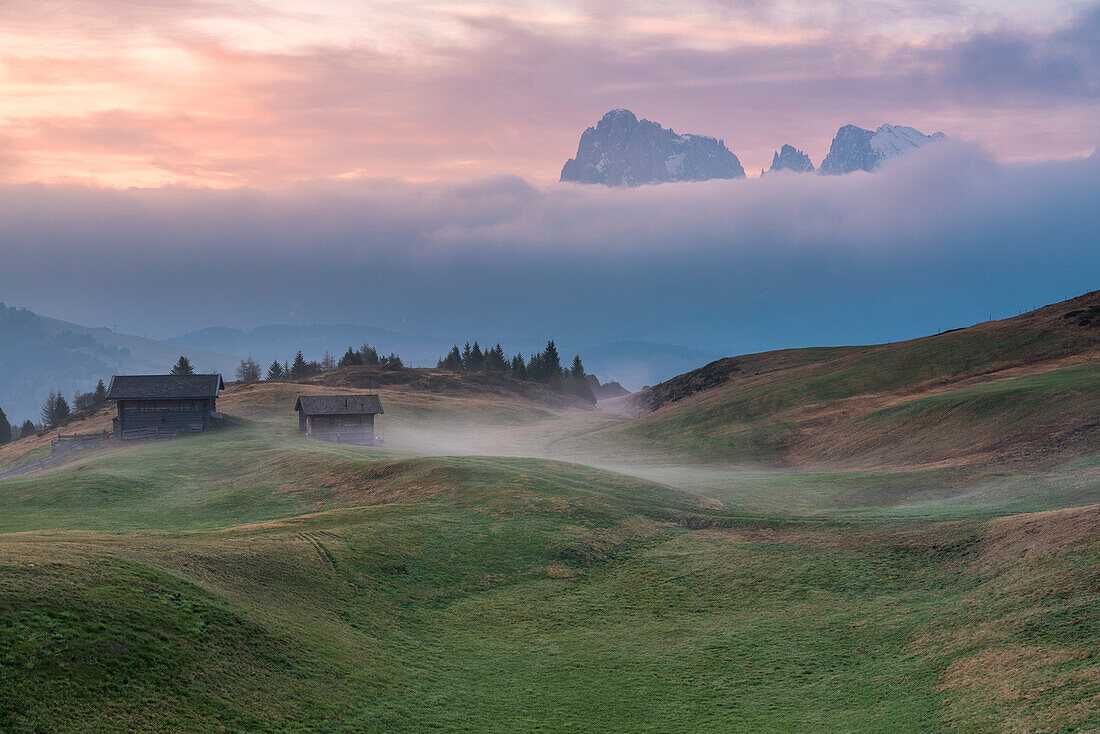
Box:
[171,355,195,375]
[266,360,284,381]
[235,356,262,383]
[0,404,11,445]
[289,350,309,380]
[93,379,108,408]
[20,420,36,438]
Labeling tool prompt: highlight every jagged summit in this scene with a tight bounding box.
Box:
[819,123,945,175]
[763,144,815,175]
[560,110,746,186]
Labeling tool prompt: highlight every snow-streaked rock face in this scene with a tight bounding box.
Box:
[764,144,815,175]
[819,123,945,175]
[560,109,746,186]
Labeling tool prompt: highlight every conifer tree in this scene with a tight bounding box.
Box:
[290,351,309,379]
[548,370,564,392]
[339,347,363,367]
[566,356,596,404]
[170,355,195,375]
[41,390,57,427]
[266,361,284,381]
[54,394,71,424]
[42,392,71,428]
[461,342,473,371]
[359,344,380,366]
[527,352,544,382]
[20,420,36,438]
[321,352,336,371]
[482,343,506,372]
[93,379,108,408]
[470,342,484,372]
[0,405,11,445]
[570,355,585,379]
[510,354,528,381]
[542,340,561,377]
[440,346,463,371]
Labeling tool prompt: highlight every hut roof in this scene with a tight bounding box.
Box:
[295,395,384,416]
[107,374,225,401]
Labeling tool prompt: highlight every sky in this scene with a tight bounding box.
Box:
[0,1,1097,386]
[1,0,1098,186]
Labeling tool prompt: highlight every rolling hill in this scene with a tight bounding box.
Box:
[0,293,1098,731]
[587,290,1100,469]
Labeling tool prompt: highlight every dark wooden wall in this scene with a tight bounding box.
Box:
[116,398,216,438]
[303,413,377,446]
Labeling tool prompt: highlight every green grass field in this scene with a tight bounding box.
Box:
[2,296,1099,731]
[2,401,1098,732]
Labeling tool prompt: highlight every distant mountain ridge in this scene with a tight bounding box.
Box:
[560,111,946,184]
[560,109,746,186]
[0,304,238,423]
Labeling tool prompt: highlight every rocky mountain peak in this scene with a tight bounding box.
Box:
[819,123,945,175]
[764,144,815,175]
[560,110,746,186]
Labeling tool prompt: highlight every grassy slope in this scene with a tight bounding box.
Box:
[586,291,1100,469]
[3,434,1096,731]
[1,296,1099,731]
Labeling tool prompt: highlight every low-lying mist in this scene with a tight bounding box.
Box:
[1,142,1096,361]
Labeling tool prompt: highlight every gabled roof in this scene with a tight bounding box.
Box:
[295,395,383,416]
[107,374,225,401]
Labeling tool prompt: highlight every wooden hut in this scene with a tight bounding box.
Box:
[106,374,225,439]
[294,395,383,446]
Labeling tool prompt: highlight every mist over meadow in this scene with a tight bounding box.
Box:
[2,141,1097,368]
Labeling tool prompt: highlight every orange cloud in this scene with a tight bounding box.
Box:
[0,0,1096,188]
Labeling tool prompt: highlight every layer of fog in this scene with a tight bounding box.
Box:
[1,141,1097,371]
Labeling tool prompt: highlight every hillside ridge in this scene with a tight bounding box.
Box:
[632,291,1100,416]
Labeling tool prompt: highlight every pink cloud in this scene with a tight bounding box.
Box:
[0,1,1096,187]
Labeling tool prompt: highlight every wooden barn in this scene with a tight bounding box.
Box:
[107,374,225,439]
[295,395,383,446]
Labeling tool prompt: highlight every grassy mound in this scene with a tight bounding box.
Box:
[588,291,1100,469]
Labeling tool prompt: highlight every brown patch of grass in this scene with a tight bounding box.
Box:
[0,405,114,469]
[981,503,1100,566]
[940,644,1099,733]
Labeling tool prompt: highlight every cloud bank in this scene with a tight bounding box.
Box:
[1,142,1096,377]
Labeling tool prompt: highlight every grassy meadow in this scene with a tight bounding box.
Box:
[1,297,1099,732]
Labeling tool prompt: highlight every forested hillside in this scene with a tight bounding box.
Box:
[0,304,237,423]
